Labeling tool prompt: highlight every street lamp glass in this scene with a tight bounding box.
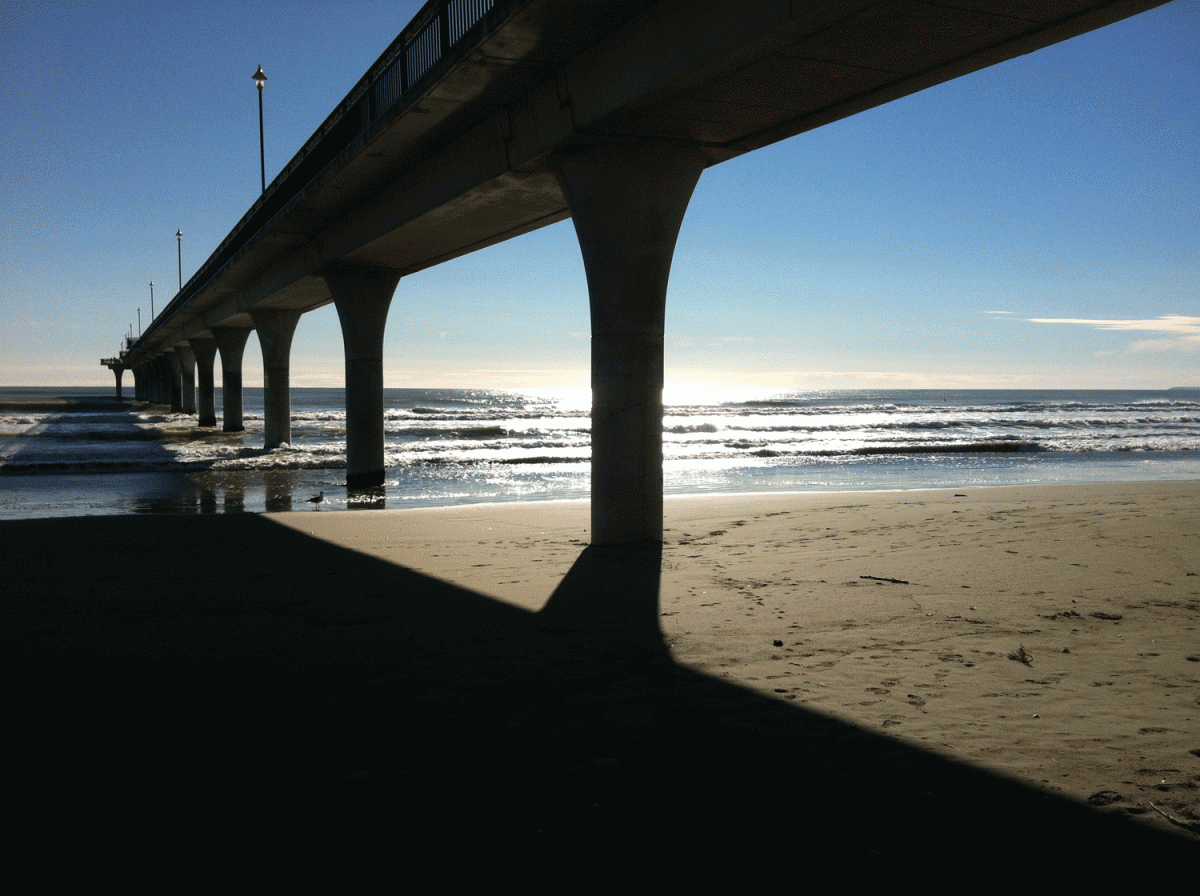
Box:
[252,65,267,89]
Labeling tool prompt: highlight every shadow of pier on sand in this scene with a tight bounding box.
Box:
[2,512,1195,873]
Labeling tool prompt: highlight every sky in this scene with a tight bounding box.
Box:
[1,0,1197,392]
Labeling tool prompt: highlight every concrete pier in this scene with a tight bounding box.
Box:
[101,1,1166,548]
[189,336,218,427]
[101,357,126,399]
[174,343,197,416]
[212,327,252,432]
[147,357,160,404]
[154,356,171,405]
[326,267,402,489]
[146,358,159,404]
[164,349,183,413]
[249,310,301,449]
[553,141,707,545]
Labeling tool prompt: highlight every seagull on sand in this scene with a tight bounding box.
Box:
[307,490,324,507]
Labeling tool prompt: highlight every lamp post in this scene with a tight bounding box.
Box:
[149,281,154,319]
[176,229,183,292]
[138,308,141,336]
[252,65,267,194]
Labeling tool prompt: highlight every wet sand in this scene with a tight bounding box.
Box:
[3,482,1197,873]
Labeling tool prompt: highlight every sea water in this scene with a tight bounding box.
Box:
[1,385,1197,519]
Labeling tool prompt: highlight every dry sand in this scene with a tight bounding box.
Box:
[3,481,1197,871]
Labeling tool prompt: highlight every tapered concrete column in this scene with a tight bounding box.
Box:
[325,267,402,489]
[553,141,707,545]
[174,343,197,415]
[147,359,160,403]
[212,326,252,432]
[150,356,166,404]
[189,336,218,427]
[112,367,124,399]
[133,365,145,402]
[155,356,171,405]
[164,349,183,412]
[249,309,302,449]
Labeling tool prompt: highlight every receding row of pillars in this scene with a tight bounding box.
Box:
[114,140,707,544]
[127,325,254,433]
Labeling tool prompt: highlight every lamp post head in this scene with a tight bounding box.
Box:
[252,65,267,91]
[176,229,182,240]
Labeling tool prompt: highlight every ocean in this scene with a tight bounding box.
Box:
[1,385,1197,519]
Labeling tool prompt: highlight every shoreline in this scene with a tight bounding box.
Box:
[4,384,1198,523]
[4,480,1197,864]
[3,460,1199,521]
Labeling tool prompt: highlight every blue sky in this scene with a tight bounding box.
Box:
[2,0,1197,391]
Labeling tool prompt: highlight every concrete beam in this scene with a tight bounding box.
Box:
[164,349,183,413]
[249,310,302,449]
[189,336,218,427]
[150,356,167,404]
[174,343,197,415]
[212,326,252,432]
[325,267,402,489]
[147,358,161,404]
[553,140,706,545]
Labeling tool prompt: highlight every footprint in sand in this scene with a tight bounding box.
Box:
[1087,791,1124,807]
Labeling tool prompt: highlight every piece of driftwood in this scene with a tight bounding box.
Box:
[860,575,909,585]
[1149,802,1197,833]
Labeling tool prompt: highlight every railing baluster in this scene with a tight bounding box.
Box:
[439,3,451,68]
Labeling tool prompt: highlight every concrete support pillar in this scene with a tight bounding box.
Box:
[553,141,706,545]
[249,309,302,449]
[189,336,218,427]
[112,367,124,400]
[174,343,197,415]
[325,266,402,489]
[147,359,159,403]
[149,356,165,404]
[212,326,252,432]
[155,356,170,405]
[164,349,183,412]
[133,365,145,402]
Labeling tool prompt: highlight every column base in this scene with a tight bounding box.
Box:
[346,469,386,489]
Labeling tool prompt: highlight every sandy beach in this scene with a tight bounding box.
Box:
[3,481,1197,871]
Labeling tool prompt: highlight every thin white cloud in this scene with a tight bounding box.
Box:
[1027,315,1200,352]
[1128,335,1200,353]
[1027,314,1199,333]
[984,310,1013,315]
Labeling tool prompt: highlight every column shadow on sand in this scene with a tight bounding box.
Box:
[3,513,1195,871]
